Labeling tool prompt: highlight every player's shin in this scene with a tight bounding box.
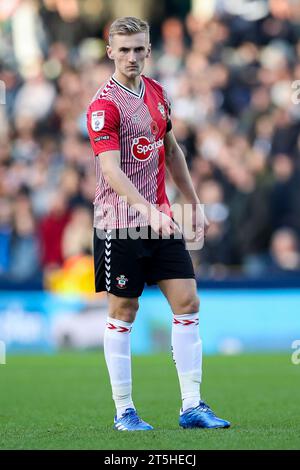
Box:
[104,317,135,418]
[171,313,202,412]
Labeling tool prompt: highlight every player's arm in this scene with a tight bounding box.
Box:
[98,150,177,236]
[99,150,155,222]
[164,129,209,235]
[164,129,200,204]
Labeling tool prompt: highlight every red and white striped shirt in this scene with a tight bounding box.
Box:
[87,74,172,229]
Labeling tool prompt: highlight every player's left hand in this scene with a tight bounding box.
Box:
[192,203,210,242]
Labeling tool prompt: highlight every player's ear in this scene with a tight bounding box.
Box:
[107,45,114,60]
[146,43,151,58]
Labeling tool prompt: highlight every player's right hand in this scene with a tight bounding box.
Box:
[150,209,179,237]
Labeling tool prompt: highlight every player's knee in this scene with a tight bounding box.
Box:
[112,298,139,323]
[176,295,200,314]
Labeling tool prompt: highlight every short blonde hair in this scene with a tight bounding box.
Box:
[109,17,150,44]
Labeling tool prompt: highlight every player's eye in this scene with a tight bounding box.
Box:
[135,47,145,52]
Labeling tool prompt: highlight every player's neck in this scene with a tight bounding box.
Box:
[113,71,142,94]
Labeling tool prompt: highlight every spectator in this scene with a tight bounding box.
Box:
[38,190,71,269]
[62,205,93,259]
[8,210,41,281]
[0,198,13,274]
[270,154,300,234]
[196,180,232,278]
[269,228,300,272]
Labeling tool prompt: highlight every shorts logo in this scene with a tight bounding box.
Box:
[131,136,164,162]
[91,110,105,131]
[158,102,166,120]
[116,274,128,289]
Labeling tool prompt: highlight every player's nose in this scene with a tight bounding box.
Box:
[128,50,137,63]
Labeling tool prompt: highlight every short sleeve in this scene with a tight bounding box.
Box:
[87,99,120,156]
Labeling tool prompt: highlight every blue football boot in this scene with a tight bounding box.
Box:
[114,408,154,431]
[179,401,230,429]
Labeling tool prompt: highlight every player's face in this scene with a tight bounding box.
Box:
[107,33,151,80]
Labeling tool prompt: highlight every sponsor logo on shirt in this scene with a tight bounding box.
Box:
[91,110,105,131]
[131,136,164,162]
[94,135,110,142]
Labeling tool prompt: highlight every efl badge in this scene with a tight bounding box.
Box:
[116,274,128,289]
[91,110,105,131]
[158,102,166,120]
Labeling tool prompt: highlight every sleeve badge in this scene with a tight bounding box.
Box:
[91,110,105,131]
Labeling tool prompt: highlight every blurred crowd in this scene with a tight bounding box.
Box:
[1,0,300,287]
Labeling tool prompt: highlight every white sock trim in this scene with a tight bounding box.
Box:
[173,312,199,326]
[173,313,199,319]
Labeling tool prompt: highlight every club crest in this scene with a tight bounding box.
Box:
[91,110,105,131]
[157,102,166,120]
[116,274,128,289]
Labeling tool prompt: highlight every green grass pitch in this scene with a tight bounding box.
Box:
[0,352,299,450]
